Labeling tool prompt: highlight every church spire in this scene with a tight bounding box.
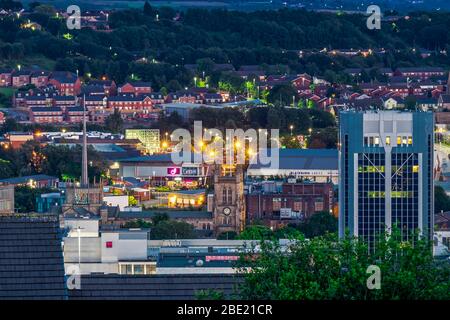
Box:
[81,94,88,187]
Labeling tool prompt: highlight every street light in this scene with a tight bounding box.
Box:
[194,77,197,87]
[308,128,313,135]
[289,125,294,136]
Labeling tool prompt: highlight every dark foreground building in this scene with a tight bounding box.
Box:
[339,110,434,248]
[0,215,67,300]
[69,274,241,300]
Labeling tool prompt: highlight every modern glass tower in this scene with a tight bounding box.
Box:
[339,110,434,248]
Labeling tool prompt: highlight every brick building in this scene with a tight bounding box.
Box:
[246,182,335,227]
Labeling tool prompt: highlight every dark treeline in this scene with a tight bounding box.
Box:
[1,3,450,89]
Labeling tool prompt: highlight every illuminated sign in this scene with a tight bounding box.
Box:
[167,167,181,176]
[205,255,239,262]
[182,167,198,176]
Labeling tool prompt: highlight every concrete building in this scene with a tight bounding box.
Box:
[118,153,210,188]
[246,181,335,228]
[339,110,434,249]
[247,149,338,184]
[63,215,154,275]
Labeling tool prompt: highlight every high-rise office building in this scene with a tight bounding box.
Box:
[339,110,434,248]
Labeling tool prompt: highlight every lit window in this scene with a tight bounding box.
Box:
[385,136,390,145]
[369,137,374,145]
[374,136,380,145]
[397,136,402,145]
[408,136,413,145]
[413,165,419,173]
[402,136,407,145]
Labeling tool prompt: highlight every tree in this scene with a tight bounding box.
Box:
[217,231,237,240]
[297,211,337,238]
[237,225,274,240]
[435,185,450,213]
[237,229,450,300]
[105,108,124,133]
[15,186,54,213]
[151,220,196,239]
[143,1,154,16]
[267,85,298,107]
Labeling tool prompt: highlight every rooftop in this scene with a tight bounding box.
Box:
[249,148,338,171]
[0,215,67,300]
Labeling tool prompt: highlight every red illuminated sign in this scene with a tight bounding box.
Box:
[167,167,181,176]
[106,241,113,248]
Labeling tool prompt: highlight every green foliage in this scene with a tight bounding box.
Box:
[0,141,107,183]
[267,85,298,107]
[195,289,226,300]
[237,229,450,300]
[435,185,450,213]
[151,219,196,239]
[104,108,124,133]
[217,231,237,240]
[14,185,54,213]
[123,213,196,239]
[297,211,338,238]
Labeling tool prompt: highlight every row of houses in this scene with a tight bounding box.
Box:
[343,66,446,79]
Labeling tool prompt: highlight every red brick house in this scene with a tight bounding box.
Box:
[246,182,335,225]
[49,72,81,96]
[12,71,31,87]
[0,69,12,87]
[166,91,203,104]
[30,70,50,88]
[66,106,85,123]
[30,107,64,123]
[107,94,154,114]
[53,95,76,110]
[119,81,152,95]
[395,67,445,79]
[148,92,165,105]
[88,79,117,96]
[84,95,107,112]
[25,95,51,108]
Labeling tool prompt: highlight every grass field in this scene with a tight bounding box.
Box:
[0,87,16,98]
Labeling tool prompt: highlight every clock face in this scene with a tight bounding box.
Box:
[223,207,231,216]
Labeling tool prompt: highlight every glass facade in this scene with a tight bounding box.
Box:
[358,153,386,247]
[339,111,433,250]
[391,153,419,241]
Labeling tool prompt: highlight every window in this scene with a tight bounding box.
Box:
[134,265,144,275]
[412,165,419,173]
[385,136,391,145]
[402,136,407,145]
[408,136,413,145]
[374,136,380,145]
[273,198,282,211]
[397,136,402,145]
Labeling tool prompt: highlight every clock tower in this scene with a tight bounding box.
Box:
[212,163,246,236]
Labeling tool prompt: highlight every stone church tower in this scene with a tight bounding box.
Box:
[212,164,246,236]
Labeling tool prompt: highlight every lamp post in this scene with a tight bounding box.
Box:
[290,125,294,136]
